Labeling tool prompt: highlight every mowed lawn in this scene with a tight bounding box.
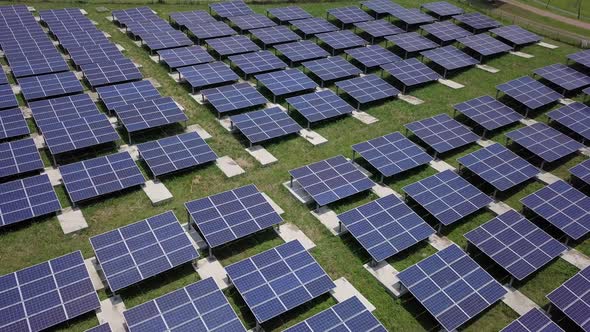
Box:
[0,1,588,331]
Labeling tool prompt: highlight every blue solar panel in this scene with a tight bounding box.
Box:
[209,0,254,18]
[404,170,492,226]
[353,19,405,40]
[286,89,354,125]
[352,132,433,178]
[274,40,330,65]
[457,33,513,58]
[138,132,217,177]
[547,102,590,142]
[97,80,161,112]
[169,10,216,27]
[453,12,501,31]
[465,210,566,280]
[336,74,399,108]
[338,194,435,262]
[388,8,436,28]
[85,323,112,332]
[380,58,440,94]
[68,43,127,68]
[521,180,590,240]
[231,107,302,144]
[229,51,288,76]
[226,240,335,323]
[229,13,276,32]
[256,69,318,100]
[398,244,507,331]
[81,58,143,88]
[568,49,590,69]
[29,93,100,128]
[185,21,237,41]
[267,6,312,23]
[421,1,464,17]
[497,76,562,111]
[0,68,9,86]
[534,63,590,93]
[290,18,340,38]
[302,56,362,85]
[420,21,472,44]
[289,155,375,206]
[316,30,367,54]
[123,278,245,332]
[18,72,83,101]
[328,6,375,26]
[185,184,283,247]
[570,159,590,186]
[250,25,301,47]
[344,45,402,71]
[207,35,261,57]
[202,82,267,114]
[158,46,214,70]
[114,96,188,133]
[501,308,564,332]
[178,62,239,92]
[420,46,479,76]
[90,210,199,291]
[0,83,18,110]
[506,123,584,164]
[546,266,590,332]
[0,251,100,331]
[284,296,387,332]
[406,114,479,154]
[489,25,541,46]
[141,30,193,52]
[60,152,145,204]
[454,95,522,132]
[385,32,438,56]
[0,107,30,140]
[0,138,44,179]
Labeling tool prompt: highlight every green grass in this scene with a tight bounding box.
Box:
[0,1,589,331]
[517,0,590,22]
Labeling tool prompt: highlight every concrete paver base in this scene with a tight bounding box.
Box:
[429,159,456,172]
[438,78,464,89]
[298,129,327,146]
[398,94,424,105]
[364,261,404,297]
[183,223,208,250]
[311,207,342,236]
[476,64,500,73]
[216,156,245,177]
[194,257,230,290]
[84,257,106,290]
[561,248,590,270]
[428,234,453,251]
[32,133,45,149]
[186,124,212,140]
[96,296,127,332]
[218,117,233,131]
[118,144,139,161]
[330,277,376,311]
[275,223,315,250]
[510,51,534,58]
[58,207,88,234]
[536,172,561,185]
[351,110,379,124]
[262,192,284,214]
[537,41,558,49]
[42,167,62,186]
[142,180,173,205]
[283,180,313,204]
[246,146,278,166]
[502,285,539,316]
[487,201,514,215]
[371,184,402,199]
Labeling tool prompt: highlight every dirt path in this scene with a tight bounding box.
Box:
[499,0,590,30]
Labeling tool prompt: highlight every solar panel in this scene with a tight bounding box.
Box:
[90,210,199,291]
[452,12,501,31]
[501,308,564,332]
[29,93,100,128]
[157,46,214,71]
[327,6,375,26]
[521,180,590,240]
[547,102,590,142]
[465,210,566,281]
[0,83,18,110]
[405,114,478,155]
[202,82,267,114]
[97,80,161,112]
[0,107,30,140]
[489,25,541,46]
[209,0,254,18]
[230,106,302,145]
[123,278,246,332]
[68,43,128,68]
[178,62,239,93]
[567,49,590,69]
[316,30,367,54]
[86,323,112,332]
[547,266,590,331]
[496,76,562,111]
[457,33,513,59]
[114,96,188,133]
[229,13,276,32]
[404,169,492,226]
[0,251,100,331]
[274,40,330,65]
[353,19,405,41]
[344,45,402,71]
[250,25,301,47]
[60,152,145,204]
[506,123,584,164]
[206,35,261,57]
[140,30,193,52]
[229,51,288,76]
[302,56,362,85]
[570,159,590,185]
[185,21,237,42]
[397,244,507,331]
[185,184,283,247]
[385,32,438,57]
[453,95,522,132]
[533,63,590,93]
[225,240,336,323]
[81,58,143,88]
[352,131,433,178]
[41,114,120,155]
[421,1,464,17]
[283,296,387,332]
[255,69,318,101]
[17,72,83,102]
[169,10,216,27]
[336,74,399,109]
[286,89,354,126]
[338,194,435,262]
[388,8,436,28]
[381,58,440,93]
[420,21,472,44]
[290,18,340,38]
[266,6,312,23]
[420,46,479,77]
[289,155,375,206]
[0,69,9,86]
[0,138,44,179]
[137,132,217,177]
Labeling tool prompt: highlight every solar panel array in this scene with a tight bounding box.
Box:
[521,180,590,240]
[338,194,435,262]
[453,12,501,31]
[0,251,100,331]
[286,89,354,125]
[231,107,302,144]
[97,80,161,112]
[344,45,402,69]
[250,25,301,47]
[115,96,188,133]
[283,296,387,332]
[501,308,564,332]
[290,18,340,37]
[123,278,246,332]
[328,6,375,25]
[404,170,493,225]
[405,114,479,154]
[267,6,313,23]
[157,46,214,70]
[567,49,590,69]
[185,21,237,41]
[420,46,479,74]
[316,30,367,53]
[570,159,590,185]
[506,123,584,163]
[29,93,100,128]
[60,152,145,204]
[137,132,218,177]
[421,1,464,17]
[202,82,267,114]
[178,62,239,92]
[68,44,127,69]
[274,40,330,64]
[185,184,283,247]
[352,132,433,177]
[289,155,375,206]
[354,19,404,39]
[496,76,562,110]
[385,32,439,55]
[0,83,18,110]
[169,10,216,27]
[256,69,318,98]
[18,72,83,101]
[302,56,362,83]
[420,21,472,43]
[0,138,44,178]
[458,33,513,57]
[0,108,30,140]
[398,244,507,331]
[0,174,61,227]
[229,51,288,76]
[381,58,441,91]
[388,8,436,27]
[547,102,590,142]
[361,0,404,14]
[229,13,276,32]
[209,0,254,18]
[225,240,336,323]
[81,59,143,89]
[206,35,261,57]
[533,63,590,92]
[454,95,522,131]
[546,266,590,331]
[336,74,399,107]
[489,25,541,46]
[90,211,199,291]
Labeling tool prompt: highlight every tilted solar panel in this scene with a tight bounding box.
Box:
[68,43,127,68]
[18,71,83,101]
[361,0,404,14]
[256,69,318,100]
[85,323,112,332]
[421,1,464,17]
[316,30,367,54]
[229,13,276,31]
[385,32,438,55]
[489,25,541,46]
[501,308,564,332]
[202,82,267,114]
[547,102,590,142]
[179,62,239,92]
[453,95,522,132]
[405,114,479,154]
[97,80,161,112]
[496,76,562,111]
[290,18,340,38]
[209,0,254,18]
[388,8,436,27]
[267,6,312,23]
[328,6,375,25]
[420,45,479,75]
[533,63,590,93]
[302,56,362,84]
[420,21,472,43]
[344,45,402,70]
[567,49,590,69]
[81,58,143,88]
[0,68,9,85]
[185,21,237,41]
[230,106,302,144]
[115,96,188,133]
[206,35,261,57]
[286,89,354,125]
[0,83,18,110]
[229,51,288,76]
[336,74,399,108]
[453,12,501,31]
[0,138,44,179]
[570,159,590,186]
[157,46,214,70]
[380,58,440,93]
[250,25,301,47]
[546,266,590,331]
[0,107,30,140]
[274,40,330,65]
[353,19,405,40]
[169,10,216,27]
[29,93,100,128]
[457,33,513,58]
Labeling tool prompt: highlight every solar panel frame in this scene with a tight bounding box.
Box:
[302,56,362,84]
[68,43,128,68]
[225,240,336,323]
[17,71,83,101]
[114,96,188,133]
[288,155,376,206]
[0,68,9,85]
[229,51,288,76]
[90,210,199,292]
[496,76,562,111]
[316,30,368,54]
[420,45,479,76]
[421,1,464,18]
[81,58,143,89]
[327,6,375,26]
[229,13,277,32]
[0,107,30,140]
[250,25,301,47]
[169,10,216,28]
[533,63,590,93]
[489,25,541,46]
[286,89,354,125]
[353,19,405,41]
[381,58,441,93]
[209,0,254,18]
[202,82,267,114]
[420,21,472,44]
[230,106,303,145]
[0,138,44,179]
[157,46,214,71]
[567,49,590,69]
[185,184,283,248]
[255,68,318,100]
[501,308,564,332]
[0,83,18,110]
[452,12,501,31]
[178,62,239,92]
[385,32,439,56]
[405,114,479,154]
[335,74,399,108]
[290,18,340,38]
[388,8,436,28]
[547,102,590,142]
[29,93,101,128]
[344,45,402,71]
[457,33,513,58]
[453,95,522,132]
[97,80,161,112]
[546,266,590,331]
[266,6,312,23]
[274,40,330,65]
[206,35,261,57]
[570,159,590,186]
[185,21,237,41]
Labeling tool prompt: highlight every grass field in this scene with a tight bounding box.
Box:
[517,0,589,22]
[0,1,589,331]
